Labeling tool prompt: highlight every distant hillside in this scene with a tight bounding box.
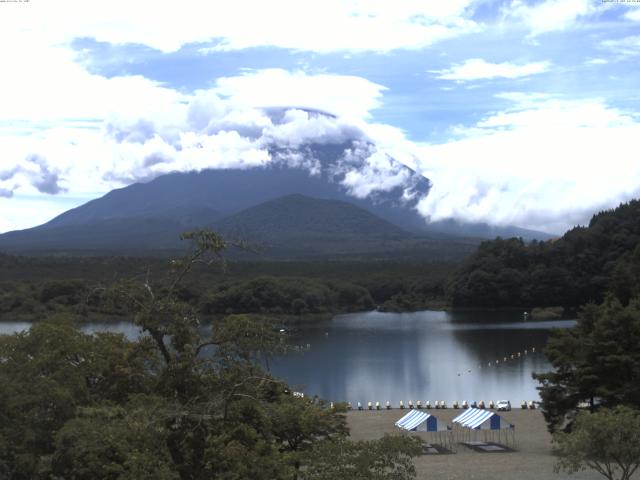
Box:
[41,165,552,240]
[0,190,479,260]
[0,139,552,256]
[448,199,640,308]
[211,194,444,259]
[39,154,431,234]
[215,194,405,240]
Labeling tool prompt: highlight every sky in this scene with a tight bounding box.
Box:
[0,0,639,235]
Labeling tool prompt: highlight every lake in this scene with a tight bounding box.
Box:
[0,309,574,405]
[271,310,573,405]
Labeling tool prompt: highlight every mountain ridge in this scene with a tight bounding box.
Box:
[0,163,553,257]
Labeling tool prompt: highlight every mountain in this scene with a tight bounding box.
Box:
[215,194,406,240]
[40,154,430,233]
[211,194,426,258]
[0,134,552,256]
[0,191,478,259]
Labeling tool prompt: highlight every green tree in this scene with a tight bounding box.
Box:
[0,316,152,479]
[49,401,178,480]
[0,230,422,480]
[554,406,640,480]
[300,435,422,480]
[535,296,640,432]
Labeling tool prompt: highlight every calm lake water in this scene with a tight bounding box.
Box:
[0,310,574,405]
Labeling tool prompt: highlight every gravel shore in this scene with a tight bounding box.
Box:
[347,409,627,480]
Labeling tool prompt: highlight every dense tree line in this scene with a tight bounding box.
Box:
[448,200,640,308]
[0,231,421,479]
[0,257,454,321]
[202,276,374,315]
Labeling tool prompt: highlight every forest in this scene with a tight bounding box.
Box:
[0,254,453,322]
[447,200,640,308]
[3,201,640,323]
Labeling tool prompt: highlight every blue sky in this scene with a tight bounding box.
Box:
[1,0,639,234]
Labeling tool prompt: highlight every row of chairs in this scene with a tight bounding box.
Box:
[342,400,537,410]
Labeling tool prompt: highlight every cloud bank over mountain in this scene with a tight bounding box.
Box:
[416,93,640,234]
[0,65,429,231]
[1,0,640,235]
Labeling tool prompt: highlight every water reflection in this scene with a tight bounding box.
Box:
[270,310,573,403]
[0,310,573,404]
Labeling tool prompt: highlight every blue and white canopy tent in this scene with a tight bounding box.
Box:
[395,410,452,448]
[451,408,516,447]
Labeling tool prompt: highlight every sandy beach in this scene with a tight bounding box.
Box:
[347,408,630,480]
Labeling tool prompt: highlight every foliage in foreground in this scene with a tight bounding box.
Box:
[0,231,421,480]
[534,296,640,432]
[300,435,423,480]
[554,406,640,480]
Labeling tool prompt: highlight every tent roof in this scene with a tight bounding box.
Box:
[395,410,430,431]
[452,408,500,430]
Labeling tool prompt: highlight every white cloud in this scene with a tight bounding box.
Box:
[625,9,640,21]
[433,58,551,81]
[0,56,428,232]
[502,0,597,36]
[415,94,640,233]
[601,35,640,57]
[212,69,386,120]
[0,0,480,54]
[584,58,608,65]
[0,39,187,127]
[335,143,417,198]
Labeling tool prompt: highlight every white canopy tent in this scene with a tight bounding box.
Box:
[395,410,452,449]
[451,408,515,446]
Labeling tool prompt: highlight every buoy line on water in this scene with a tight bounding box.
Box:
[455,345,542,378]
